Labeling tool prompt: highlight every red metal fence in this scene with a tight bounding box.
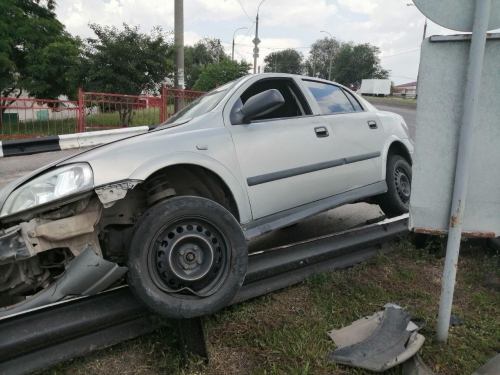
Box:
[0,88,205,140]
[0,97,79,139]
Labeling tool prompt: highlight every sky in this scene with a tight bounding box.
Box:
[55,0,471,85]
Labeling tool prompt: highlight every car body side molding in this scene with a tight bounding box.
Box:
[242,180,387,240]
[247,152,382,187]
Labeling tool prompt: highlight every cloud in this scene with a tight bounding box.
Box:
[337,0,378,14]
[54,0,475,85]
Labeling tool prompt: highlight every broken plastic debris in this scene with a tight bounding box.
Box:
[327,306,425,372]
[472,354,500,375]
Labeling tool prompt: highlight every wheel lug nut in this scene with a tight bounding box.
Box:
[184,265,188,269]
[193,246,198,251]
[180,250,185,255]
[197,260,202,264]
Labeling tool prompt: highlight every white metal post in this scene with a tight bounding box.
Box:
[436,0,491,344]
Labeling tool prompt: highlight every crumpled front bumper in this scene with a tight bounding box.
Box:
[0,245,128,318]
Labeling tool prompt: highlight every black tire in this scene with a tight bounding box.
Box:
[378,154,412,218]
[127,196,247,319]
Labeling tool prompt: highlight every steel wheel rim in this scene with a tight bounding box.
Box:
[148,217,231,298]
[395,165,411,205]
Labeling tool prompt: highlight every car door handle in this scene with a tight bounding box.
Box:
[314,126,329,138]
[368,120,378,129]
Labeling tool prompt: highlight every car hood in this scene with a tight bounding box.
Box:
[0,112,222,213]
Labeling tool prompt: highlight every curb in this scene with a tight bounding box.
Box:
[0,126,157,158]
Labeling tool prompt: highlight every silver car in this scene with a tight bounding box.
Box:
[0,73,413,318]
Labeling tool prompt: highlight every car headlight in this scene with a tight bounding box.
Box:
[0,164,93,217]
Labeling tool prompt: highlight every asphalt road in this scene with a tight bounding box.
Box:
[0,105,415,251]
[377,105,417,139]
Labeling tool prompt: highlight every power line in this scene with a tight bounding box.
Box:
[390,73,418,80]
[235,0,254,22]
[381,48,420,59]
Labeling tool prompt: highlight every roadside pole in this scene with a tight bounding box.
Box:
[174,0,184,112]
[253,13,260,74]
[436,0,491,344]
[232,27,247,61]
[253,0,266,74]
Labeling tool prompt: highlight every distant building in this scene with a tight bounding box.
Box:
[395,81,417,97]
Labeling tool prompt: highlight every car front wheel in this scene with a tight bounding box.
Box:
[378,154,412,218]
[127,196,247,319]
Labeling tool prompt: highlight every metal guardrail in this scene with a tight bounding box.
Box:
[0,215,409,375]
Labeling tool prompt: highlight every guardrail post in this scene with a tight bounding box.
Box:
[77,88,85,133]
[175,317,209,366]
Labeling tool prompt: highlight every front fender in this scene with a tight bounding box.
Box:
[381,136,414,180]
[129,151,252,224]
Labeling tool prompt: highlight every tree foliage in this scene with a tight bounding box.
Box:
[192,60,250,92]
[184,37,229,89]
[332,43,389,87]
[304,36,389,87]
[304,37,342,79]
[0,0,80,124]
[263,49,304,74]
[78,23,173,125]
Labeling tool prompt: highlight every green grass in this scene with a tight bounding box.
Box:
[0,106,172,140]
[37,239,500,375]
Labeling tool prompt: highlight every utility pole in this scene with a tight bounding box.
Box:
[174,0,184,112]
[232,27,247,60]
[253,0,266,74]
[321,30,334,81]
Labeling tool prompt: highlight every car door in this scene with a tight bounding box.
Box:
[223,77,341,220]
[301,80,386,193]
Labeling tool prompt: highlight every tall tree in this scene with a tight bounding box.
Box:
[192,60,250,92]
[263,49,304,74]
[0,0,80,128]
[304,37,343,80]
[184,37,229,89]
[78,23,173,126]
[332,43,390,87]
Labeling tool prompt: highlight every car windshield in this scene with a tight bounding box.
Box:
[161,80,239,125]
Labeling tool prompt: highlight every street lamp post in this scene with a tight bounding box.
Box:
[232,27,247,60]
[321,30,334,81]
[253,0,267,74]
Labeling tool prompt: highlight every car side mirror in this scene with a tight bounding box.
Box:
[230,89,285,125]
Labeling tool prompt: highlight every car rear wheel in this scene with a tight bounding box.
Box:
[127,197,247,318]
[378,154,412,218]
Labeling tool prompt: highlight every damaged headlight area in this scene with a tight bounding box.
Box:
[0,164,93,218]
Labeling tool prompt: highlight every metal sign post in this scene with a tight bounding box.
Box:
[413,0,500,344]
[436,0,491,344]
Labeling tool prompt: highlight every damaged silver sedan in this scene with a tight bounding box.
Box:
[0,74,413,319]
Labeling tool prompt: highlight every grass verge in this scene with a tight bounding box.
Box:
[38,239,499,375]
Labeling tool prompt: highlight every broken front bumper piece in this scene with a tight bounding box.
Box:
[0,245,128,318]
[327,306,425,372]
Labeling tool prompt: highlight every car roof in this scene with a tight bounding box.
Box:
[241,73,353,92]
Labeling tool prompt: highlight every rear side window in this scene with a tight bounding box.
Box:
[343,89,364,111]
[303,80,354,114]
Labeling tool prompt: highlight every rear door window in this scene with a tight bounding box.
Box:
[342,89,364,111]
[302,80,355,114]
